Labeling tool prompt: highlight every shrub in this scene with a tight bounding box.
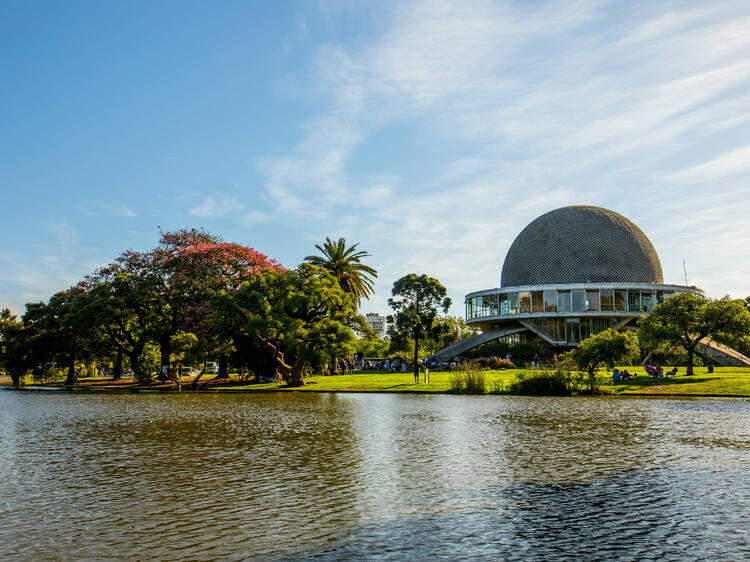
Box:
[489,356,515,369]
[508,366,572,396]
[449,362,487,394]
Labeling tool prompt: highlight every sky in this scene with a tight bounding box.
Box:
[2,0,750,317]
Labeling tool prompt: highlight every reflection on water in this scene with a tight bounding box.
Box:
[0,392,747,560]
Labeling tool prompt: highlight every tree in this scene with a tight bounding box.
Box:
[388,274,451,380]
[566,329,640,393]
[23,288,94,385]
[304,237,377,307]
[355,333,390,359]
[0,309,32,387]
[212,264,364,387]
[639,293,750,375]
[430,316,479,353]
[153,229,282,379]
[78,270,162,384]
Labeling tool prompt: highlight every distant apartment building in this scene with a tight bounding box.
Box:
[365,313,387,338]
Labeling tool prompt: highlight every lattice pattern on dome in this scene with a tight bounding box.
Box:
[501,206,663,287]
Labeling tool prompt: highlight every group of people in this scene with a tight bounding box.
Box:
[611,368,635,381]
[612,365,679,381]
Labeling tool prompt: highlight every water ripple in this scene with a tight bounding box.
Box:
[0,392,747,560]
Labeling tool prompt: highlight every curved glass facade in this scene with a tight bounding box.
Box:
[466,286,696,321]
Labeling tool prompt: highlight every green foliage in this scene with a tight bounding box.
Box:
[355,334,389,358]
[449,363,486,394]
[467,341,543,365]
[566,329,640,393]
[388,274,451,377]
[639,293,750,375]
[429,316,479,353]
[508,365,573,396]
[0,309,32,386]
[212,264,363,386]
[304,237,377,306]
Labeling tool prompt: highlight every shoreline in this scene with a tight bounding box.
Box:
[4,384,749,399]
[3,366,749,398]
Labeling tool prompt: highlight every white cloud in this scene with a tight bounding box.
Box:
[188,194,246,217]
[258,0,750,313]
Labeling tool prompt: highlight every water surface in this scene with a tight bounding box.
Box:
[0,391,748,560]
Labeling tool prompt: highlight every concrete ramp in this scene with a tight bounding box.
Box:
[697,339,750,367]
[431,327,528,361]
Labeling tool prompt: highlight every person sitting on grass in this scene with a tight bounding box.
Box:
[621,369,632,379]
[666,367,678,377]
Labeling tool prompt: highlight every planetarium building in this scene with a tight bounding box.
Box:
[459,205,703,351]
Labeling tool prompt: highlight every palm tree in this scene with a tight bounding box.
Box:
[305,237,378,306]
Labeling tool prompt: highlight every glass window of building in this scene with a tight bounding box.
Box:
[572,289,585,312]
[509,292,519,314]
[585,289,600,311]
[532,291,544,313]
[656,290,673,304]
[580,320,591,341]
[628,290,640,312]
[519,291,531,313]
[544,290,557,312]
[565,318,580,343]
[558,290,571,312]
[640,290,654,311]
[600,289,614,311]
[485,295,492,315]
[615,290,627,311]
[499,293,509,315]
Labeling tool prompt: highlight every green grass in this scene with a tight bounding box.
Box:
[219,366,750,396]
[610,366,750,396]
[223,369,520,393]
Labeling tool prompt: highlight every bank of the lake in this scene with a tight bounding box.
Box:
[5,366,750,397]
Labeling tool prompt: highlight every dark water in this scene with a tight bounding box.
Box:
[0,391,748,560]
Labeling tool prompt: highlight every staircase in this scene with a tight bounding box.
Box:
[697,339,750,367]
[431,327,528,361]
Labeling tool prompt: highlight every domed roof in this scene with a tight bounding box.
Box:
[501,205,663,287]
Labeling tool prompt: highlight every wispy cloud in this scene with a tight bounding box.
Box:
[257,0,750,311]
[188,194,246,217]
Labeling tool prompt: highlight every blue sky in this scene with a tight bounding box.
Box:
[2,0,750,316]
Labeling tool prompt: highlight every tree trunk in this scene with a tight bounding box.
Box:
[130,352,150,385]
[64,356,77,386]
[686,346,695,376]
[112,350,123,380]
[215,354,229,379]
[157,335,171,382]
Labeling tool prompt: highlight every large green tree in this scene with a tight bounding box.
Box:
[212,264,364,387]
[23,287,93,385]
[304,237,377,306]
[0,309,33,387]
[639,293,750,375]
[566,329,640,393]
[388,274,451,379]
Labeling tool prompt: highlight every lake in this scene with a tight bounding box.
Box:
[0,391,748,560]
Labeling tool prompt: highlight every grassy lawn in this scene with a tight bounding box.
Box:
[5,367,749,396]
[611,366,750,396]
[220,366,750,396]
[222,369,521,393]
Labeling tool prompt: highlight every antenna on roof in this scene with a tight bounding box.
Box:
[683,258,688,286]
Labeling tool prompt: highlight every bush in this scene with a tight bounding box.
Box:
[489,356,515,369]
[449,362,486,394]
[508,366,573,396]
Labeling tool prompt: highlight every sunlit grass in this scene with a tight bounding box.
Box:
[222,366,750,396]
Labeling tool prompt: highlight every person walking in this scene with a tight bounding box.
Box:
[414,361,421,384]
